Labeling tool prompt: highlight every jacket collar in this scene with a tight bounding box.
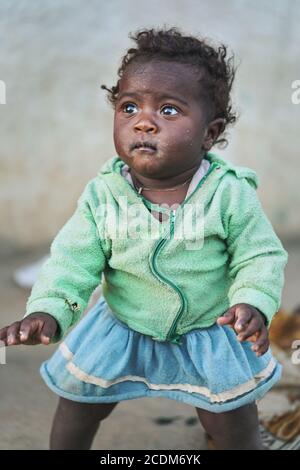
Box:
[98,152,259,190]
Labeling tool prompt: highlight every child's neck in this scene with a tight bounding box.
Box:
[130,158,204,212]
[139,184,190,211]
[130,159,203,191]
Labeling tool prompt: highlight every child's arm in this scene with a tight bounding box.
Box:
[217,176,288,355]
[0,180,107,345]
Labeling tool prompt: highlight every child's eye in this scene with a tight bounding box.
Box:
[121,102,179,116]
[161,105,179,116]
[122,103,138,114]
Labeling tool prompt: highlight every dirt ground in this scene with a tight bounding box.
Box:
[0,241,298,450]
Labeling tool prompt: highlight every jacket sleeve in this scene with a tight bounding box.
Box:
[24,180,107,342]
[225,177,288,327]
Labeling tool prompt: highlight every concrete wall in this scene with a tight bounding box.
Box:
[0,0,299,252]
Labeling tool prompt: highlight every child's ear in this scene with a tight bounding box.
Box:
[202,118,226,150]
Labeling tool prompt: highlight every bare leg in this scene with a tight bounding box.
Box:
[196,402,264,450]
[50,397,118,450]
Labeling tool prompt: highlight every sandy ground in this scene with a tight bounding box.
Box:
[0,241,299,450]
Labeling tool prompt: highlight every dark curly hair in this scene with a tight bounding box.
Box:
[101,27,238,147]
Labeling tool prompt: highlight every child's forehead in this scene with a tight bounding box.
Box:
[118,60,202,100]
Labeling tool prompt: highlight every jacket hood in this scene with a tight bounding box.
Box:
[98,152,259,189]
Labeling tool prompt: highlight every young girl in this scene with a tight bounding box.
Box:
[0,28,288,450]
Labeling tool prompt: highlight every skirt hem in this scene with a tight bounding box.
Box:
[40,360,282,413]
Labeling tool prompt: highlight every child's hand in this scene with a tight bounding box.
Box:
[217,303,269,357]
[0,313,58,346]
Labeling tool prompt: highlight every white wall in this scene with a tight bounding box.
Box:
[0,0,299,251]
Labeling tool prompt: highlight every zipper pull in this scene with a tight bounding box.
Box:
[170,209,176,227]
[166,209,176,240]
[169,334,183,346]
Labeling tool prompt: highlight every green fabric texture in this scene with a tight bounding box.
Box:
[24,152,288,344]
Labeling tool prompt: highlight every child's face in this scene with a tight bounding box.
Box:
[113,60,222,180]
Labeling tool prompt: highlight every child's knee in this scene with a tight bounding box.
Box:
[57,397,118,423]
[195,404,262,449]
[93,402,119,421]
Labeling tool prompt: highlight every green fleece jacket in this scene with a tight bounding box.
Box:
[24,152,288,345]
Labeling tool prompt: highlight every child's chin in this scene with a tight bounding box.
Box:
[131,155,162,169]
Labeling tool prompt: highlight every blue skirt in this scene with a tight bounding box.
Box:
[40,296,282,413]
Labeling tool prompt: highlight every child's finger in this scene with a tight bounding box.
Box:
[19,318,36,343]
[251,329,269,356]
[39,321,56,344]
[6,322,22,346]
[236,318,261,341]
[0,326,8,339]
[0,326,8,345]
[246,331,260,342]
[217,309,236,326]
[20,318,42,344]
[233,307,252,332]
[254,342,269,356]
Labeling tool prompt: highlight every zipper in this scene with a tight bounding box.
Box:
[149,209,185,345]
[148,161,219,345]
[165,209,187,344]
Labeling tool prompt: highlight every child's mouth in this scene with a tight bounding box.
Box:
[134,147,157,154]
[131,141,157,153]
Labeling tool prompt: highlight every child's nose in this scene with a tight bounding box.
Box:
[134,119,157,133]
